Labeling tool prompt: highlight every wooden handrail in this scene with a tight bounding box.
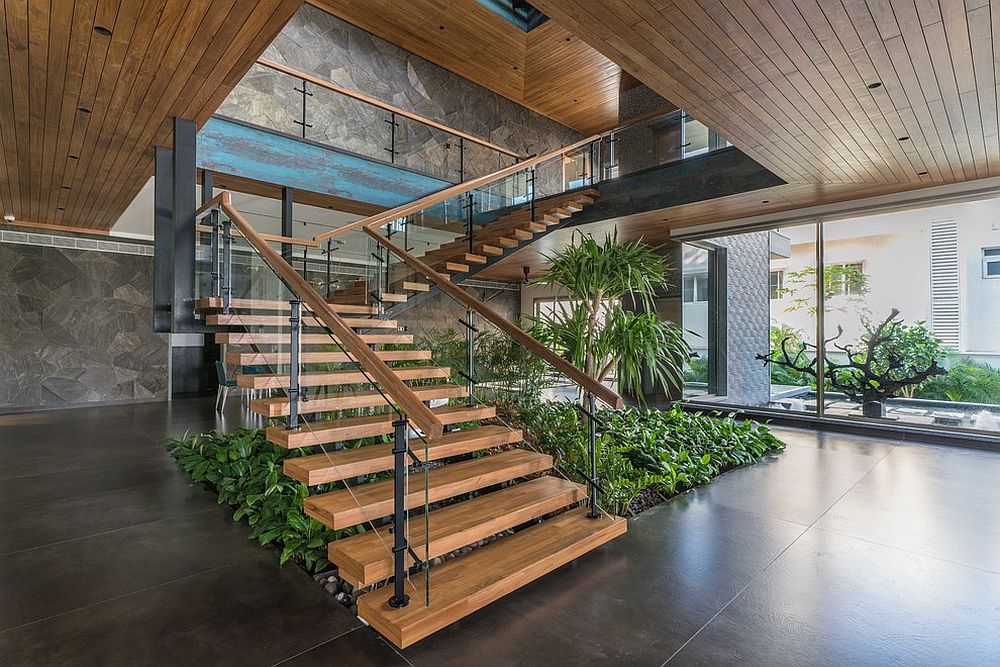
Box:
[211,192,445,439]
[366,227,624,409]
[257,59,526,160]
[313,133,600,243]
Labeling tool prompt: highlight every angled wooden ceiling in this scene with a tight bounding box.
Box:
[308,0,622,135]
[0,0,302,231]
[531,0,1000,188]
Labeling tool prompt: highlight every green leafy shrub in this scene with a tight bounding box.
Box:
[165,428,357,572]
[915,356,1000,404]
[511,399,784,515]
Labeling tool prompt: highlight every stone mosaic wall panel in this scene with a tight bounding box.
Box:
[217,4,579,191]
[0,243,168,410]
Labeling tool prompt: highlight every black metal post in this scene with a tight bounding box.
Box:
[528,168,536,222]
[465,193,474,253]
[385,111,397,164]
[586,391,599,518]
[388,416,411,609]
[221,218,233,314]
[287,299,301,431]
[458,137,465,182]
[293,80,313,138]
[209,210,221,298]
[325,239,332,299]
[466,308,476,407]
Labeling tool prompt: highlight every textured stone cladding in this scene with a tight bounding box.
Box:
[711,232,772,406]
[218,4,579,190]
[0,243,168,410]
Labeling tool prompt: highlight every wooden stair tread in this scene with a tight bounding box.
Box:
[284,425,522,485]
[226,350,432,365]
[438,261,469,273]
[478,244,503,255]
[237,366,450,390]
[328,475,587,587]
[268,404,496,448]
[357,507,627,648]
[303,449,553,530]
[196,297,376,314]
[215,332,413,345]
[401,281,430,292]
[250,384,468,418]
[206,314,398,329]
[511,228,533,240]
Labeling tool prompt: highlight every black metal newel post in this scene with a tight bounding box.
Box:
[389,416,411,609]
[465,193,474,254]
[464,308,476,406]
[293,79,313,138]
[221,217,233,314]
[325,239,332,299]
[287,298,302,431]
[209,209,221,297]
[528,167,536,223]
[586,391,599,518]
[385,111,398,164]
[458,137,465,182]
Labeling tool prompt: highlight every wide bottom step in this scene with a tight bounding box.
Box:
[357,506,627,648]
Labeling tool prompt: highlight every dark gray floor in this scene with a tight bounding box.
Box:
[1,398,998,665]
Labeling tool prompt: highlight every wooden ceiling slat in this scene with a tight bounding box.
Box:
[5,1,31,220]
[0,4,19,216]
[26,0,50,222]
[966,4,998,178]
[38,0,72,224]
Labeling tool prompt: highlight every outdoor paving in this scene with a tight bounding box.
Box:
[1,397,998,665]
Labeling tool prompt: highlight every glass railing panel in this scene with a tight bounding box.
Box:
[305,81,390,164]
[218,62,302,137]
[198,202,435,607]
[393,114,457,182]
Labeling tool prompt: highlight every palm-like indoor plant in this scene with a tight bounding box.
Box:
[528,231,691,403]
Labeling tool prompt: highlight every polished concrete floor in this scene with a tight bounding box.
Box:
[1,397,998,665]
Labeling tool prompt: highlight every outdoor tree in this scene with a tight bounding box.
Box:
[529,231,690,404]
[757,309,946,418]
[778,264,869,316]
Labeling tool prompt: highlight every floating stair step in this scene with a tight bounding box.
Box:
[196,297,377,315]
[460,253,487,264]
[552,207,574,218]
[572,195,595,206]
[401,281,430,292]
[303,449,553,530]
[268,403,495,449]
[206,314,398,329]
[563,202,584,212]
[284,425,522,485]
[477,244,503,256]
[541,212,561,223]
[237,366,450,390]
[357,506,627,648]
[492,236,519,247]
[329,475,586,587]
[511,228,533,240]
[438,261,469,274]
[226,349,432,366]
[524,221,547,232]
[251,384,468,418]
[215,332,413,346]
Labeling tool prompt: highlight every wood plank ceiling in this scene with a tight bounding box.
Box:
[0,0,302,231]
[531,0,1000,188]
[308,0,622,135]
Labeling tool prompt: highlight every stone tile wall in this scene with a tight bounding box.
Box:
[218,4,580,191]
[0,241,168,410]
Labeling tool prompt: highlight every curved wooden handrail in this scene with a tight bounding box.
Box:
[211,192,444,439]
[258,59,526,160]
[365,227,624,409]
[313,133,600,243]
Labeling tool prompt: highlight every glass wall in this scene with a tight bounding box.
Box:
[680,194,1000,435]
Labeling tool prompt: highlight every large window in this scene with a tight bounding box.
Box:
[680,195,1000,434]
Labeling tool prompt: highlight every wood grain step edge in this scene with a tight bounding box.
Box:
[329,475,587,587]
[283,425,523,485]
[303,449,553,530]
[214,332,413,345]
[206,314,398,329]
[236,366,450,390]
[250,384,469,418]
[225,350,433,365]
[268,404,496,448]
[196,297,377,314]
[357,506,627,648]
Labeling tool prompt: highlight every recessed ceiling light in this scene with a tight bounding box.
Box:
[565,37,571,42]
[69,155,79,159]
[57,207,65,211]
[94,25,112,36]
[77,106,91,113]
[3,214,14,222]
[513,65,518,70]
[867,82,882,89]
[762,199,770,203]
[898,136,910,141]
[62,185,71,190]
[438,25,444,30]
[918,171,928,176]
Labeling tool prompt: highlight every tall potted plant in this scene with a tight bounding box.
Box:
[528,231,690,403]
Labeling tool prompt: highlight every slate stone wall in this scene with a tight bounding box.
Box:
[0,242,168,410]
[218,4,579,190]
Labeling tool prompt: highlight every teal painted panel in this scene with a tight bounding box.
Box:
[196,117,451,208]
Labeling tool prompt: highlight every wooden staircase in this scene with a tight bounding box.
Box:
[199,294,625,648]
[332,188,599,306]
